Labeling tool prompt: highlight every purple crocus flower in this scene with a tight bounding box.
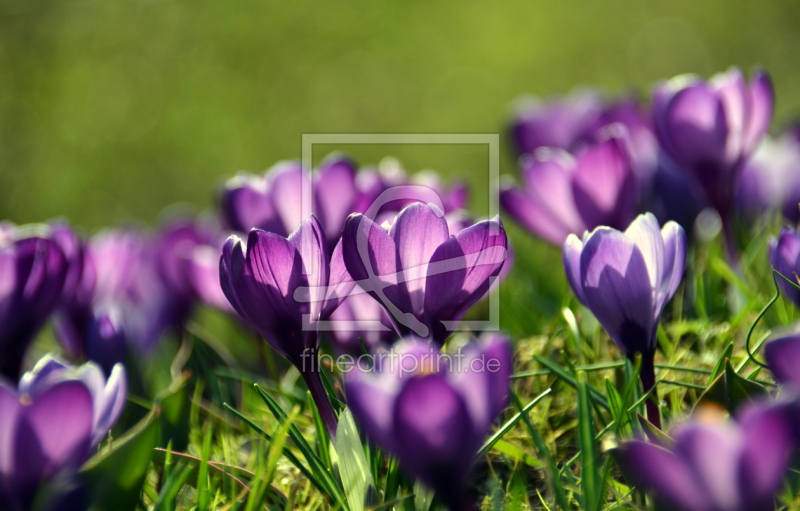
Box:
[341,202,507,344]
[563,213,686,427]
[0,226,68,380]
[0,354,127,510]
[327,291,395,354]
[220,156,360,247]
[346,335,512,510]
[769,226,800,309]
[219,215,354,436]
[736,134,800,224]
[617,402,794,511]
[652,67,773,257]
[501,127,639,245]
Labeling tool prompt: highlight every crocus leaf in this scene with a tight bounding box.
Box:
[334,408,377,511]
[635,413,674,449]
[80,405,161,511]
[697,359,768,413]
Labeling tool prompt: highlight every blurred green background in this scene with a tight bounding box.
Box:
[1,0,800,230]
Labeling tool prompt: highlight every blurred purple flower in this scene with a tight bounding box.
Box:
[653,67,773,254]
[219,215,354,436]
[765,333,800,390]
[736,134,800,224]
[769,226,800,309]
[0,226,68,380]
[342,203,508,344]
[346,335,512,510]
[563,213,686,426]
[0,354,126,509]
[327,291,395,354]
[617,402,794,511]
[501,127,639,245]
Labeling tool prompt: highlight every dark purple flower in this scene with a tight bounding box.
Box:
[652,68,773,249]
[501,128,639,245]
[0,354,126,509]
[342,203,507,344]
[346,335,512,510]
[563,213,686,427]
[736,134,800,224]
[769,227,800,309]
[219,215,354,435]
[0,227,68,380]
[617,402,794,511]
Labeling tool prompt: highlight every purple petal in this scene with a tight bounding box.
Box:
[743,70,773,154]
[389,203,450,316]
[711,68,749,161]
[0,383,21,479]
[563,233,587,305]
[769,227,800,307]
[219,236,248,318]
[423,217,507,343]
[190,243,235,313]
[345,376,398,453]
[737,402,793,508]
[91,363,127,447]
[314,156,358,244]
[764,334,800,388]
[659,221,687,310]
[220,173,281,234]
[270,162,308,237]
[571,133,638,231]
[342,214,410,335]
[287,216,328,322]
[321,239,356,320]
[673,423,742,511]
[16,380,94,480]
[394,375,474,483]
[618,440,709,511]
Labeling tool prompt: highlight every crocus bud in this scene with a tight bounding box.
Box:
[346,335,512,510]
[617,401,794,511]
[342,203,507,344]
[219,215,354,436]
[563,213,686,359]
[736,134,800,224]
[563,213,686,428]
[769,227,800,309]
[0,229,68,380]
[653,68,773,233]
[501,128,639,246]
[0,354,127,509]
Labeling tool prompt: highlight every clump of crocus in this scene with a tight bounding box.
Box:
[0,354,127,510]
[0,225,68,380]
[769,226,800,310]
[617,401,794,511]
[346,334,512,510]
[341,202,507,344]
[652,67,773,259]
[501,127,639,245]
[219,215,354,436]
[563,213,686,427]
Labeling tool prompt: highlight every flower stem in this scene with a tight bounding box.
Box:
[300,364,339,439]
[639,355,661,430]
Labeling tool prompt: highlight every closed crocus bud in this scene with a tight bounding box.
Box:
[342,203,507,344]
[563,213,686,427]
[219,215,354,436]
[617,402,794,511]
[769,227,800,309]
[314,155,360,245]
[84,308,127,377]
[346,335,512,510]
[653,68,773,254]
[501,127,639,246]
[0,228,68,380]
[0,354,127,509]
